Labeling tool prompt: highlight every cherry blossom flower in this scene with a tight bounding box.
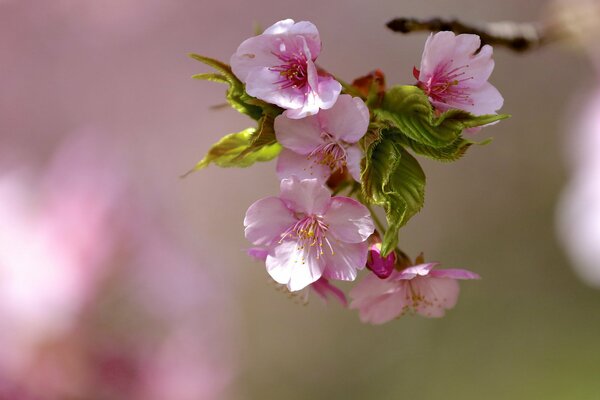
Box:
[275,94,369,182]
[349,262,480,324]
[366,241,396,279]
[244,177,374,291]
[230,19,341,119]
[414,31,503,116]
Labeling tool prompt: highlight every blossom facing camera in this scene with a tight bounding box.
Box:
[275,94,369,182]
[230,19,341,119]
[244,177,374,291]
[349,262,480,324]
[415,31,503,115]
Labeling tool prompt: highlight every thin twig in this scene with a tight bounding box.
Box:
[386,17,560,52]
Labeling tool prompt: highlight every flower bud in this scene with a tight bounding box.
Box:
[366,242,396,279]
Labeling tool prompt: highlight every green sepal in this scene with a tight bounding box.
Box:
[376,85,509,148]
[361,130,426,256]
[183,125,281,176]
[189,53,282,120]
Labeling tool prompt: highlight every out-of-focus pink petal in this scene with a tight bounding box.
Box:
[345,145,363,182]
[311,278,347,306]
[395,262,438,280]
[247,247,269,261]
[276,149,330,182]
[319,95,370,143]
[429,268,481,280]
[279,177,331,215]
[350,287,408,325]
[274,114,323,154]
[266,240,324,291]
[322,241,368,281]
[324,197,374,243]
[411,277,460,318]
[244,196,295,246]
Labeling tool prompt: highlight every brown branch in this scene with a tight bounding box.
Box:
[386,17,559,52]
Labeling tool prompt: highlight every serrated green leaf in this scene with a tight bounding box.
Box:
[376,85,508,148]
[189,53,282,120]
[183,128,281,176]
[234,114,277,160]
[362,132,426,255]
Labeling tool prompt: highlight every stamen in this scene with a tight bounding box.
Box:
[279,215,332,260]
[307,139,347,173]
[269,50,309,90]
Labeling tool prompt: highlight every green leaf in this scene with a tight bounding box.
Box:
[183,127,281,176]
[362,131,426,255]
[233,114,277,160]
[376,85,508,148]
[189,53,282,120]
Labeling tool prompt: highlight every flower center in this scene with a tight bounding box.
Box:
[269,51,309,90]
[307,132,347,173]
[419,62,475,106]
[280,215,333,259]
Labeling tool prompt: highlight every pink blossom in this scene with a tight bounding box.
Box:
[349,262,480,324]
[366,241,396,279]
[244,177,374,291]
[414,31,503,115]
[275,94,369,182]
[230,19,341,119]
[311,277,347,306]
[246,248,347,305]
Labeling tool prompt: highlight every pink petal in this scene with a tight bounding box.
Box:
[395,262,438,280]
[322,240,368,281]
[319,95,370,143]
[324,197,374,243]
[230,35,280,82]
[274,114,323,155]
[266,240,324,291]
[349,270,398,298]
[410,276,460,318]
[311,278,347,306]
[244,196,296,246]
[351,289,408,325]
[276,148,330,183]
[279,177,331,216]
[429,268,481,280]
[345,145,363,182]
[419,32,456,78]
[263,19,321,59]
[283,60,323,119]
[315,76,342,110]
[262,19,296,35]
[247,247,269,261]
[245,68,306,110]
[463,44,495,84]
[452,33,482,66]
[463,81,504,115]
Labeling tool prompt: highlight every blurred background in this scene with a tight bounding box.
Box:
[1,0,599,399]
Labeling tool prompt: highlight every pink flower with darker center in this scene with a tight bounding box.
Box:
[275,94,369,183]
[349,262,480,324]
[230,19,341,119]
[244,177,374,291]
[414,31,503,115]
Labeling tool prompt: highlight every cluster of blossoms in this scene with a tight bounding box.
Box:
[190,19,505,324]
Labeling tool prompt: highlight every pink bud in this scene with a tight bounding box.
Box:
[366,242,396,279]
